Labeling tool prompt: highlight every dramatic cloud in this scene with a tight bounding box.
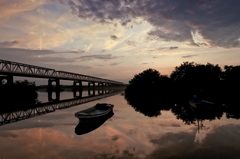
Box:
[145,124,240,159]
[0,131,18,138]
[68,0,240,48]
[182,55,198,58]
[0,48,91,71]
[0,41,19,48]
[0,0,44,22]
[110,35,119,40]
[111,135,120,141]
[101,49,106,52]
[149,46,179,51]
[77,54,121,61]
[0,48,84,56]
[0,121,55,131]
[110,62,120,66]
[169,46,178,50]
[126,40,138,46]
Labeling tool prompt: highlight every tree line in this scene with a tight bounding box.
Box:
[124,62,240,117]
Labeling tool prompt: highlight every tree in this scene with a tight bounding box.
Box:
[224,65,240,81]
[129,68,162,86]
[170,62,222,82]
[125,69,173,117]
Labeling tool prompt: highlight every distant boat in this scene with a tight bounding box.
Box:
[75,103,114,119]
[189,100,215,108]
[75,111,114,135]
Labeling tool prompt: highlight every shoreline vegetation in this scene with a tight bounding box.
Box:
[125,62,240,118]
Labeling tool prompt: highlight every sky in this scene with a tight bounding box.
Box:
[0,0,240,84]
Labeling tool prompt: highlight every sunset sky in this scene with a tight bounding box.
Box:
[0,0,240,83]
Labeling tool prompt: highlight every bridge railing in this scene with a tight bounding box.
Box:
[0,59,124,85]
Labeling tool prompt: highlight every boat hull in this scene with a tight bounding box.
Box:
[75,103,114,119]
[75,111,114,135]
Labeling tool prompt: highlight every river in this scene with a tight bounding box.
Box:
[0,90,240,159]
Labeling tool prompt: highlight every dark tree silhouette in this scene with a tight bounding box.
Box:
[170,62,224,102]
[129,68,161,86]
[224,65,240,81]
[0,80,39,113]
[125,69,173,117]
[170,62,222,82]
[124,63,240,121]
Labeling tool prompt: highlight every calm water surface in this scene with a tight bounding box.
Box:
[0,90,240,159]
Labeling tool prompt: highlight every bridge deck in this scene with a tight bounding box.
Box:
[0,59,124,85]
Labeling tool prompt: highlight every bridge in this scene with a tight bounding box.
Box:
[0,89,122,126]
[0,59,124,89]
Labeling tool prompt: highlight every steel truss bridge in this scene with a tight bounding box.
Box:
[0,59,124,85]
[0,90,122,126]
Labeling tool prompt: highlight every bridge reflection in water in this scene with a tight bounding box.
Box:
[0,89,122,126]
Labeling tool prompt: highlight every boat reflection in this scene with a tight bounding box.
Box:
[75,111,114,135]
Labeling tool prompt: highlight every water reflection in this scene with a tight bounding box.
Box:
[75,111,114,135]
[1,89,240,159]
[124,84,173,117]
[125,84,240,127]
[0,88,122,126]
[0,84,39,112]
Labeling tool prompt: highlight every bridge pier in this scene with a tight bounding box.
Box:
[73,80,82,90]
[0,75,13,85]
[47,79,60,102]
[48,79,60,91]
[88,89,95,96]
[98,89,103,95]
[73,81,82,98]
[73,90,82,98]
[48,91,60,102]
[98,82,103,87]
[88,82,95,87]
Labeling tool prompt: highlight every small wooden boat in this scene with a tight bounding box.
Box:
[75,103,114,119]
[75,111,114,135]
[189,100,215,108]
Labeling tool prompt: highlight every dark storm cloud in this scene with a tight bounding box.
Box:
[0,41,19,47]
[182,55,197,58]
[78,54,121,61]
[110,35,119,40]
[68,0,240,48]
